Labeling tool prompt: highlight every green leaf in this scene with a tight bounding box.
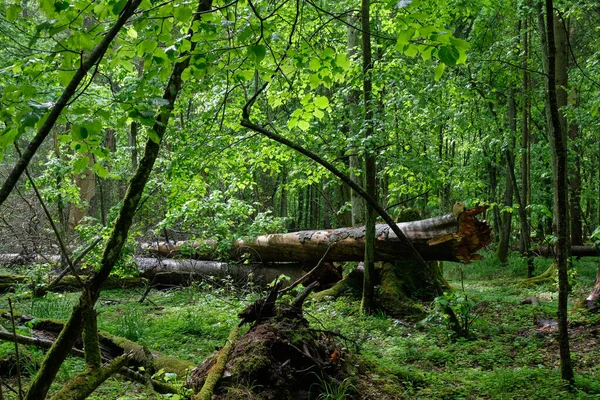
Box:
[309,58,321,71]
[298,120,310,131]
[71,125,88,140]
[57,70,76,87]
[54,0,69,12]
[438,45,460,66]
[287,118,298,129]
[111,0,127,15]
[127,27,138,39]
[179,39,191,53]
[248,45,266,65]
[313,108,324,119]
[396,27,415,46]
[420,45,434,61]
[139,39,158,55]
[148,129,161,144]
[314,96,329,109]
[173,5,192,22]
[73,156,89,173]
[404,44,419,58]
[309,74,321,89]
[449,37,470,51]
[6,5,21,22]
[434,63,445,81]
[181,66,192,82]
[335,54,350,70]
[93,163,109,178]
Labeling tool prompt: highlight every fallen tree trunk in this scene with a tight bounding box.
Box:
[145,207,492,263]
[237,206,492,263]
[136,258,306,286]
[533,245,600,258]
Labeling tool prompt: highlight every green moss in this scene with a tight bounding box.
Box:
[230,345,271,378]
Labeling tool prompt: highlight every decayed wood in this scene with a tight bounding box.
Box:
[237,206,491,263]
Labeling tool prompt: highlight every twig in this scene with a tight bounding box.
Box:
[8,299,22,400]
[385,189,432,211]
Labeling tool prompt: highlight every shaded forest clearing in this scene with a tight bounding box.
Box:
[0,251,597,399]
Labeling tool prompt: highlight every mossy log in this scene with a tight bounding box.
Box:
[28,318,194,378]
[0,325,178,394]
[311,268,363,301]
[0,274,28,293]
[0,313,194,379]
[312,209,451,317]
[48,354,131,400]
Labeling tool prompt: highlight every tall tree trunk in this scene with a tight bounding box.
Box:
[23,1,212,397]
[347,13,365,226]
[568,88,583,245]
[360,0,376,314]
[497,90,516,264]
[520,10,533,276]
[539,0,574,384]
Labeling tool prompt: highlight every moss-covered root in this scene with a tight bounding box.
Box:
[48,353,132,400]
[311,269,363,301]
[194,325,240,400]
[522,263,557,285]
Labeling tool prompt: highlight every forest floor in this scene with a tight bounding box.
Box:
[0,251,599,399]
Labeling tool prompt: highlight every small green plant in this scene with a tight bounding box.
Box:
[115,309,148,341]
[175,310,207,335]
[430,290,484,340]
[309,374,355,400]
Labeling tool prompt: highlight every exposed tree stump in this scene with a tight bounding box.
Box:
[187,284,342,399]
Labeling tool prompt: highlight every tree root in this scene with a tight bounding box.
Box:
[521,263,557,285]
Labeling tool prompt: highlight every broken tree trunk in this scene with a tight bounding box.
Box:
[237,206,491,263]
[584,263,600,311]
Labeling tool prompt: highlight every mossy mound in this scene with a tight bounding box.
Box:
[188,309,343,400]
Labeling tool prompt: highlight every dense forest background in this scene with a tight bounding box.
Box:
[1,0,598,255]
[0,0,599,398]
